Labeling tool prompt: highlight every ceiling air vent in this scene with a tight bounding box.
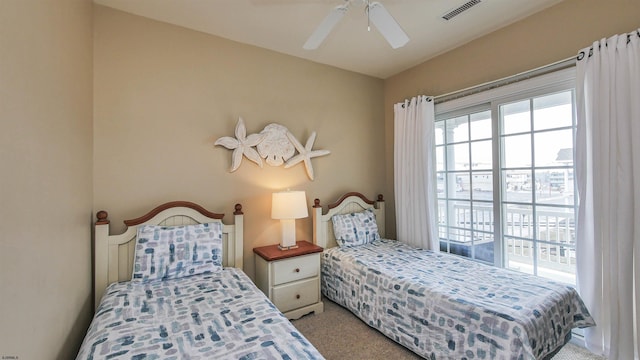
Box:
[442,0,482,21]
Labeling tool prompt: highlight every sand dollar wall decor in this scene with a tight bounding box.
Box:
[215,117,330,180]
[257,123,295,166]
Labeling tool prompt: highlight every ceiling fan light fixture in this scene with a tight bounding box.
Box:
[303,4,348,50]
[367,1,409,49]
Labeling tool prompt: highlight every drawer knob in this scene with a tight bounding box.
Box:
[296,294,301,299]
[295,268,300,273]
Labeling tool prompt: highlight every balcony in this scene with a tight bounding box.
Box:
[439,202,576,285]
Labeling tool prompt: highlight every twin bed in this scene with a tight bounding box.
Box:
[77,201,323,360]
[312,192,595,360]
[78,193,594,360]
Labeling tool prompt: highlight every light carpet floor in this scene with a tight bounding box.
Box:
[292,299,605,360]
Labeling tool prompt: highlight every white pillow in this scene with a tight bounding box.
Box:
[132,222,223,282]
[332,209,380,247]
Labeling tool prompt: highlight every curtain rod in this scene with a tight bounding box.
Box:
[434,56,575,105]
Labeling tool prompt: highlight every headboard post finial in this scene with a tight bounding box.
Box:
[96,210,110,225]
[313,198,321,208]
[377,194,384,202]
[234,203,243,215]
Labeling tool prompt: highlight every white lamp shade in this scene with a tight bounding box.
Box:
[272,191,308,220]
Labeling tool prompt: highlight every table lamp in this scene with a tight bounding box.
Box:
[272,190,308,250]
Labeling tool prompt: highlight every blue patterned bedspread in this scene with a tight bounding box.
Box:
[322,239,595,360]
[77,268,324,360]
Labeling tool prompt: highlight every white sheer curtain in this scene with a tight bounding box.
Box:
[393,95,439,250]
[576,29,640,360]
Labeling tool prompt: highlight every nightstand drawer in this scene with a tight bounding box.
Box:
[272,253,319,285]
[272,277,320,313]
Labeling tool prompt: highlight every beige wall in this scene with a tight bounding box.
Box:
[93,6,386,280]
[383,0,640,237]
[0,0,94,359]
[1,2,636,357]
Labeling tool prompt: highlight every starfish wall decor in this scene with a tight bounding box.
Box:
[284,131,330,181]
[215,117,330,181]
[214,117,265,172]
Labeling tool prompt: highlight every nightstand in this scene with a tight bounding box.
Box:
[253,240,324,320]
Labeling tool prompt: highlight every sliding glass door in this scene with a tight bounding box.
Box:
[436,79,578,285]
[500,90,577,284]
[436,109,495,263]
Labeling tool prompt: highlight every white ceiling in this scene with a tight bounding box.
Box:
[94,0,563,79]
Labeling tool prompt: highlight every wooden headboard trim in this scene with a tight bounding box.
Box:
[123,201,224,226]
[327,192,376,209]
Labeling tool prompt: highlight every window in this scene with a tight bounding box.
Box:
[436,109,495,263]
[435,68,578,285]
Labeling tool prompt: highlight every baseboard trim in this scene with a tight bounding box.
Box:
[569,332,586,348]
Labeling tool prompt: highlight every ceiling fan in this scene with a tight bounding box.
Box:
[303,0,409,50]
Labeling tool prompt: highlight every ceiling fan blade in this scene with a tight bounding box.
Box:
[303,5,348,50]
[367,1,409,49]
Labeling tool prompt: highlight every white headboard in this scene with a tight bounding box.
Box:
[312,192,385,249]
[93,201,244,309]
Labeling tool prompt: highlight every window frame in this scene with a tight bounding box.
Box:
[435,67,577,274]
